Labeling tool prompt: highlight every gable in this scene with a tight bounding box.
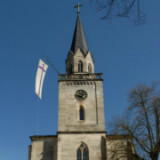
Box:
[74,48,85,58]
[86,51,94,64]
[65,51,74,64]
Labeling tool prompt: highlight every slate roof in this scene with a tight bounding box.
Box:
[70,14,89,55]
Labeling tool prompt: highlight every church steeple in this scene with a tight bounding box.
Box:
[28,5,133,160]
[66,7,94,74]
[70,14,89,55]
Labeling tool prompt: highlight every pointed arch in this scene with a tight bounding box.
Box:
[78,60,83,72]
[77,142,89,160]
[88,63,92,73]
[79,106,85,120]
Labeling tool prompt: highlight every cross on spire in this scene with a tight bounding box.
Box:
[74,2,83,14]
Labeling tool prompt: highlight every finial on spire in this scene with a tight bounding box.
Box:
[74,2,83,14]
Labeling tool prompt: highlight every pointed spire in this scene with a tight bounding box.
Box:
[70,13,89,55]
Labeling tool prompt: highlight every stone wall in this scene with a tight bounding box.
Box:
[28,134,134,160]
[58,80,105,132]
[66,49,94,74]
[106,135,134,160]
[29,136,57,160]
[57,133,106,160]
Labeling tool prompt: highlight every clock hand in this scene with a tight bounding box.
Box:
[75,93,82,97]
[76,93,86,98]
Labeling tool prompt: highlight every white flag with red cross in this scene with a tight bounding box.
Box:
[35,59,48,99]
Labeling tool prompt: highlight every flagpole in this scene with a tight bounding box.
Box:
[36,97,40,136]
[43,56,60,75]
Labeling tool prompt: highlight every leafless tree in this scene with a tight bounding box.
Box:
[90,0,146,24]
[109,83,160,160]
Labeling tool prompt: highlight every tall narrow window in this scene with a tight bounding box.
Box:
[78,61,83,72]
[77,148,81,160]
[70,64,72,74]
[79,106,84,120]
[83,148,89,160]
[77,143,89,160]
[88,64,92,73]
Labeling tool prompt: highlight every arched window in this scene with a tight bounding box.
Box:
[79,106,85,120]
[78,61,83,72]
[77,143,89,160]
[88,64,92,73]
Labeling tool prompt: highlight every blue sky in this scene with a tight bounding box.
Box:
[0,0,160,160]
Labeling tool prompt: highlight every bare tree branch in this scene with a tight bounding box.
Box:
[90,0,146,24]
[108,83,160,160]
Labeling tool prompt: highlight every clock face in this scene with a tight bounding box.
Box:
[75,90,87,101]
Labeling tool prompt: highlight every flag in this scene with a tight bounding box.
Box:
[35,59,48,99]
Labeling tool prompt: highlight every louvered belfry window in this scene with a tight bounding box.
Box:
[78,61,83,72]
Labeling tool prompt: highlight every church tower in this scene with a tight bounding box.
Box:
[28,5,134,160]
[58,13,105,134]
[57,8,106,160]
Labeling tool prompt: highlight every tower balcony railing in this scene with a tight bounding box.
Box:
[58,73,103,81]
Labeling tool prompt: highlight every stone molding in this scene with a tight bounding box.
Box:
[106,135,132,140]
[57,131,106,134]
[58,73,103,81]
[30,135,57,141]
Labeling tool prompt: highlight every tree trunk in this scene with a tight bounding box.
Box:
[150,153,159,160]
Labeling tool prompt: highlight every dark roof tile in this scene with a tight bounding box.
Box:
[70,14,88,55]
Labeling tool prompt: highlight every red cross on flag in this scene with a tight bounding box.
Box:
[35,59,48,99]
